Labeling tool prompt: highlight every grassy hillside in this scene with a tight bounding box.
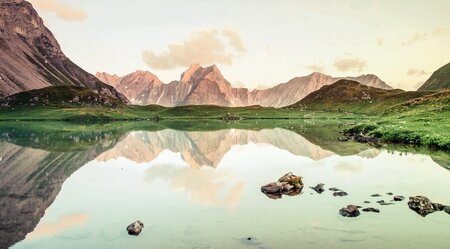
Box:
[345,90,450,150]
[418,62,450,91]
[288,80,435,114]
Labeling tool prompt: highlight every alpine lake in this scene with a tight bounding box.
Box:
[1,120,449,249]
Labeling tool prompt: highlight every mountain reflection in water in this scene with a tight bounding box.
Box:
[0,122,448,249]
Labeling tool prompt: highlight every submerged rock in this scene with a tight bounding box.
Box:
[310,183,325,194]
[339,205,361,217]
[261,172,303,199]
[377,200,394,206]
[407,196,438,217]
[329,187,340,192]
[393,195,405,201]
[333,191,348,197]
[363,201,370,204]
[126,220,144,236]
[371,194,381,197]
[362,207,380,213]
[386,192,393,196]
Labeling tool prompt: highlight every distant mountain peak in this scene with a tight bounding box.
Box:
[180,64,202,82]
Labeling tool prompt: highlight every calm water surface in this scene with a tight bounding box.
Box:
[0,123,449,249]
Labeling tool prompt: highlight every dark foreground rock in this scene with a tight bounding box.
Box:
[362,207,380,213]
[261,172,303,199]
[339,205,361,217]
[333,191,348,197]
[407,196,441,217]
[126,220,144,236]
[310,183,325,194]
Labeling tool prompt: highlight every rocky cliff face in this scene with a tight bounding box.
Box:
[98,65,391,107]
[0,0,128,102]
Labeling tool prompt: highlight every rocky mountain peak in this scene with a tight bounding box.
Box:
[180,64,202,82]
[0,0,128,102]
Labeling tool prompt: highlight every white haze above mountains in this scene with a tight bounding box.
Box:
[96,64,392,107]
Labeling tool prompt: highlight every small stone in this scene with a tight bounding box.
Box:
[362,207,380,213]
[363,201,370,204]
[310,183,325,194]
[339,205,360,217]
[393,195,405,201]
[377,200,394,206]
[126,220,144,236]
[371,194,381,197]
[333,191,348,197]
[444,206,450,215]
[329,187,340,192]
[386,192,393,196]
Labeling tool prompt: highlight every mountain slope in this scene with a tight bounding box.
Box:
[98,66,391,107]
[418,62,450,91]
[290,80,433,114]
[0,86,125,108]
[0,0,127,102]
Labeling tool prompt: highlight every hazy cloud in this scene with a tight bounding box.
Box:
[29,0,87,22]
[142,28,245,70]
[376,37,384,47]
[144,163,245,208]
[305,63,325,73]
[401,32,427,46]
[333,55,367,72]
[406,68,428,76]
[432,27,448,36]
[222,28,246,53]
[27,213,88,240]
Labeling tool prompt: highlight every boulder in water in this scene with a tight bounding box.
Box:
[261,172,303,199]
[339,205,360,217]
[126,220,144,236]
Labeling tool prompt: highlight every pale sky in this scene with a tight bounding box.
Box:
[29,0,450,90]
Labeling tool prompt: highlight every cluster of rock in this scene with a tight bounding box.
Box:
[341,131,379,144]
[261,172,303,199]
[310,183,348,197]
[222,113,242,121]
[261,175,449,219]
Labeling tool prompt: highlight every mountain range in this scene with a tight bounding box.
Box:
[0,0,127,102]
[97,64,392,107]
